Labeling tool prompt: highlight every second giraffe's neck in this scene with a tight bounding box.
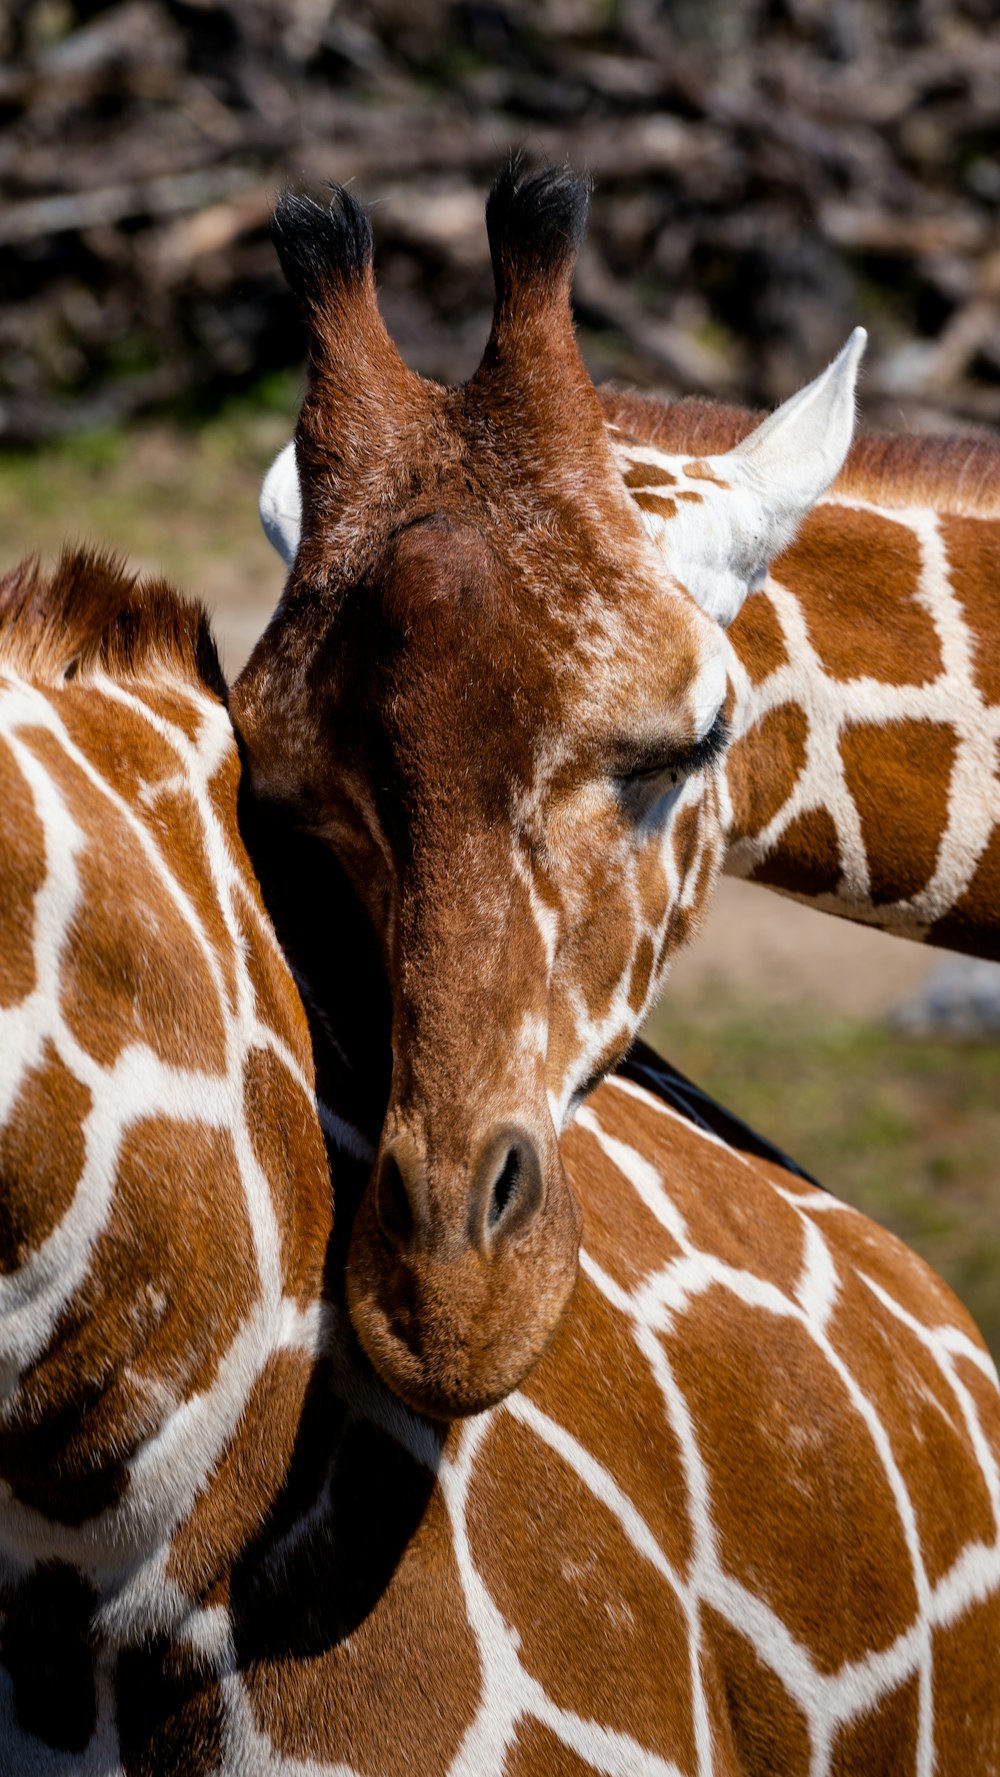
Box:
[602,389,1000,959]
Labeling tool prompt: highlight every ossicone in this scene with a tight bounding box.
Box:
[271,186,375,314]
[485,154,592,302]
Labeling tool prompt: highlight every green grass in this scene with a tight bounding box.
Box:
[643,1000,1000,1361]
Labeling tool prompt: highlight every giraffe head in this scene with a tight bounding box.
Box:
[234,162,862,1418]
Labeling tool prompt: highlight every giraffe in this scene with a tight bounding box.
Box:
[601,396,1000,960]
[2,551,999,1775]
[232,161,863,1419]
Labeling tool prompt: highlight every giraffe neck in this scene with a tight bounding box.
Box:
[0,555,331,1647]
[602,389,1000,958]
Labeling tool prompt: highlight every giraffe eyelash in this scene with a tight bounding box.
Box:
[615,711,730,787]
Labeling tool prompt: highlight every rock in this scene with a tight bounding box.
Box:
[889,957,1000,1038]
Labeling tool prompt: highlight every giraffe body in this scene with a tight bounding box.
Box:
[604,392,1000,958]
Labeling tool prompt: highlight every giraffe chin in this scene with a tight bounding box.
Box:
[344,1183,582,1419]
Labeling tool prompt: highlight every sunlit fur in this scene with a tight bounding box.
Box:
[1,554,999,1769]
[605,394,1000,958]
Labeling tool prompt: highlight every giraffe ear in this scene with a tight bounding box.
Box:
[664,327,867,628]
[260,441,301,567]
[727,327,867,516]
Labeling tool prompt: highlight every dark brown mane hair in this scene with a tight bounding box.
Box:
[599,389,1000,517]
[0,548,227,698]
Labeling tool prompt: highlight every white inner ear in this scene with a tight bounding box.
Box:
[728,326,867,518]
[617,327,866,631]
[260,440,302,567]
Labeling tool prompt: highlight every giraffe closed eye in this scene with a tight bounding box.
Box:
[612,710,731,797]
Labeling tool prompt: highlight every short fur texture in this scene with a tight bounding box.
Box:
[603,392,1000,955]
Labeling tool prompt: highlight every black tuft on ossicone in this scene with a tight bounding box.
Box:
[271,186,375,309]
[485,153,591,297]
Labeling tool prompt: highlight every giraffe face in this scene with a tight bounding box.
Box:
[242,498,728,1419]
[235,166,863,1418]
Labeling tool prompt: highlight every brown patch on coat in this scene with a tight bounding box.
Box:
[750,806,842,898]
[627,929,656,1012]
[930,822,1000,961]
[241,1046,330,1304]
[113,1118,259,1403]
[681,458,730,488]
[816,1191,975,1339]
[666,1290,918,1673]
[469,1411,698,1768]
[632,491,678,521]
[0,735,45,1008]
[237,1419,478,1776]
[0,1040,91,1273]
[622,462,677,489]
[830,1675,920,1775]
[139,783,242,1015]
[670,802,702,880]
[931,1590,1000,1776]
[726,702,808,841]
[0,1118,258,1524]
[562,1102,687,1301]
[701,1607,812,1774]
[939,514,1000,706]
[50,689,184,808]
[840,718,956,905]
[572,865,641,1028]
[729,590,789,686]
[521,1270,694,1582]
[656,902,692,971]
[613,1094,807,1299]
[503,1718,598,1774]
[780,507,941,687]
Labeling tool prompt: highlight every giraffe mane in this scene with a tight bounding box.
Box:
[599,388,1000,518]
[0,548,227,698]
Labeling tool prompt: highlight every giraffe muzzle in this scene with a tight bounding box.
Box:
[347,1118,581,1418]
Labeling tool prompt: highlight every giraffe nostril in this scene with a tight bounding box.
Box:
[488,1145,522,1231]
[474,1128,543,1252]
[375,1152,415,1250]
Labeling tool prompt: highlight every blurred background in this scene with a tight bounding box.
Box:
[1,0,998,1353]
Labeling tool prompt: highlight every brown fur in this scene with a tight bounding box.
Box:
[0,549,226,697]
